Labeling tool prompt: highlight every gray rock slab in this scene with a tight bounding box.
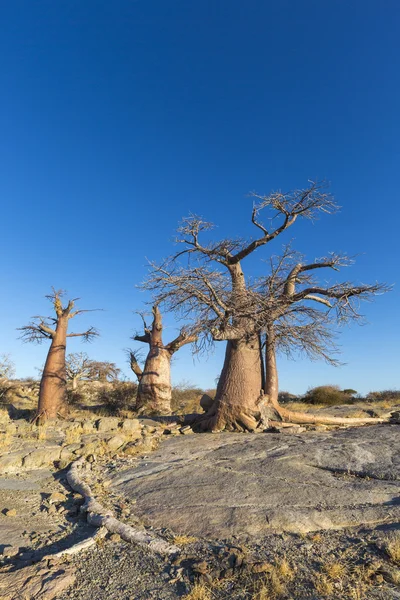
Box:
[0,469,62,548]
[109,424,400,539]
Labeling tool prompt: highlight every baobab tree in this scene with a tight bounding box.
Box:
[65,353,94,390]
[87,360,120,383]
[19,289,99,421]
[256,247,390,427]
[66,354,120,390]
[128,305,196,415]
[144,182,389,431]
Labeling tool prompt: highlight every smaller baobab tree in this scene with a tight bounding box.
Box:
[65,352,94,390]
[87,360,120,384]
[256,247,391,426]
[66,354,120,392]
[128,305,196,415]
[19,289,99,422]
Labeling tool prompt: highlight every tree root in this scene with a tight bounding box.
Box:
[194,407,259,432]
[66,457,180,556]
[270,403,390,426]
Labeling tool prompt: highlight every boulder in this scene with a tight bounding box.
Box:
[105,434,126,452]
[121,418,141,433]
[23,446,61,469]
[199,393,214,413]
[96,417,120,432]
[0,450,25,473]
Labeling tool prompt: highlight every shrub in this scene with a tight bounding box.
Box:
[278,391,298,403]
[171,381,208,414]
[303,385,354,406]
[96,381,138,414]
[366,389,400,403]
[66,389,87,406]
[0,380,13,403]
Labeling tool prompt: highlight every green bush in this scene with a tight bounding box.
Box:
[303,385,354,406]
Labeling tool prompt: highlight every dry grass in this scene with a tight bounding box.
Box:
[0,429,12,448]
[251,584,271,600]
[64,425,83,444]
[275,558,294,581]
[250,561,293,599]
[184,583,212,600]
[323,560,347,581]
[384,532,400,565]
[37,423,48,440]
[173,534,197,546]
[314,574,334,595]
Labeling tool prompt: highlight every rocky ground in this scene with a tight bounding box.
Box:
[0,400,399,599]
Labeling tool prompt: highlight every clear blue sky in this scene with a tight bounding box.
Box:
[1,0,399,395]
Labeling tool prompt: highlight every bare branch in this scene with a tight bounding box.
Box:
[66,327,99,342]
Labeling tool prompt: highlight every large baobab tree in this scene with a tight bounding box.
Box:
[19,289,99,422]
[144,182,389,431]
[128,305,196,415]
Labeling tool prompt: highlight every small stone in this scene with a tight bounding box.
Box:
[4,508,17,517]
[1,545,19,557]
[193,561,208,574]
[49,492,67,504]
[252,561,273,573]
[179,425,194,435]
[109,533,121,542]
[105,434,126,452]
[96,417,120,432]
[142,425,157,435]
[121,419,141,433]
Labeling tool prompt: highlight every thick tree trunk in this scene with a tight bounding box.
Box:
[72,376,78,391]
[197,262,265,431]
[135,346,173,415]
[197,336,263,431]
[37,317,68,421]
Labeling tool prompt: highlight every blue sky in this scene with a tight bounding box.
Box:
[0,0,399,395]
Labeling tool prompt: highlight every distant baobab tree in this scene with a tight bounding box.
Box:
[65,353,120,390]
[128,305,196,415]
[144,182,390,431]
[19,289,99,422]
[65,352,93,390]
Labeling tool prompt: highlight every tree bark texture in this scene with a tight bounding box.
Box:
[135,346,173,415]
[197,336,263,431]
[37,317,68,420]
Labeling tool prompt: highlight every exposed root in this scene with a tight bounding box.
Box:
[66,457,180,556]
[194,404,259,433]
[193,394,394,432]
[272,404,388,426]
